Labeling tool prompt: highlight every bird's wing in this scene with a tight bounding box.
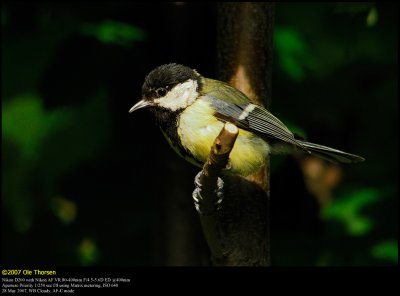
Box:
[202,91,303,148]
[201,78,251,105]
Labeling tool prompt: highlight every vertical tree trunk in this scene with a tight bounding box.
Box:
[217,2,274,109]
[217,1,274,194]
[217,2,275,265]
[201,2,275,266]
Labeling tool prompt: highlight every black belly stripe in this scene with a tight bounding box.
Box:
[153,108,203,166]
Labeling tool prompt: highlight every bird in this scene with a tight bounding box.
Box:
[129,63,364,176]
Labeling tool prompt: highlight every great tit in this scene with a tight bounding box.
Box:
[129,63,364,176]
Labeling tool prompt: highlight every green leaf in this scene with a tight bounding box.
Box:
[2,94,72,232]
[371,240,398,263]
[280,56,304,81]
[322,188,380,236]
[274,27,318,81]
[366,7,378,27]
[78,237,100,265]
[275,27,307,54]
[38,90,111,178]
[2,94,71,160]
[80,20,146,47]
[51,196,77,225]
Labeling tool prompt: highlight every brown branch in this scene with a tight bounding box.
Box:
[198,122,239,198]
[194,123,238,260]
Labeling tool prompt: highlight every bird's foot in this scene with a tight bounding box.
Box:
[192,171,224,216]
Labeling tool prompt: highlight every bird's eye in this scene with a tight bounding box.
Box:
[156,87,167,97]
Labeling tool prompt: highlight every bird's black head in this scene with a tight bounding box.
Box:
[129,63,203,114]
[142,63,201,100]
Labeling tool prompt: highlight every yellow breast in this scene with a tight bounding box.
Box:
[177,99,269,176]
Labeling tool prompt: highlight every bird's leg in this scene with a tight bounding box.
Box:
[192,123,238,216]
[192,171,224,216]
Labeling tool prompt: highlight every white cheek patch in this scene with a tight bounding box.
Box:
[238,104,256,120]
[154,79,198,111]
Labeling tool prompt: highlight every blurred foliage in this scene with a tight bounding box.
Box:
[271,2,397,266]
[1,2,397,266]
[51,196,77,224]
[274,27,318,81]
[78,238,100,265]
[322,188,380,236]
[2,94,71,160]
[371,240,398,263]
[366,7,379,27]
[80,20,146,47]
[274,3,393,85]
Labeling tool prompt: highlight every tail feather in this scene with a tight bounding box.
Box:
[297,140,365,164]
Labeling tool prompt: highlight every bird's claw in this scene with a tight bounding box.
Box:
[192,171,224,216]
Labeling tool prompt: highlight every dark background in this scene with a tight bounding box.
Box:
[1,3,397,266]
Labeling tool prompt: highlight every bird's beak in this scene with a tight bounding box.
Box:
[129,99,152,113]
